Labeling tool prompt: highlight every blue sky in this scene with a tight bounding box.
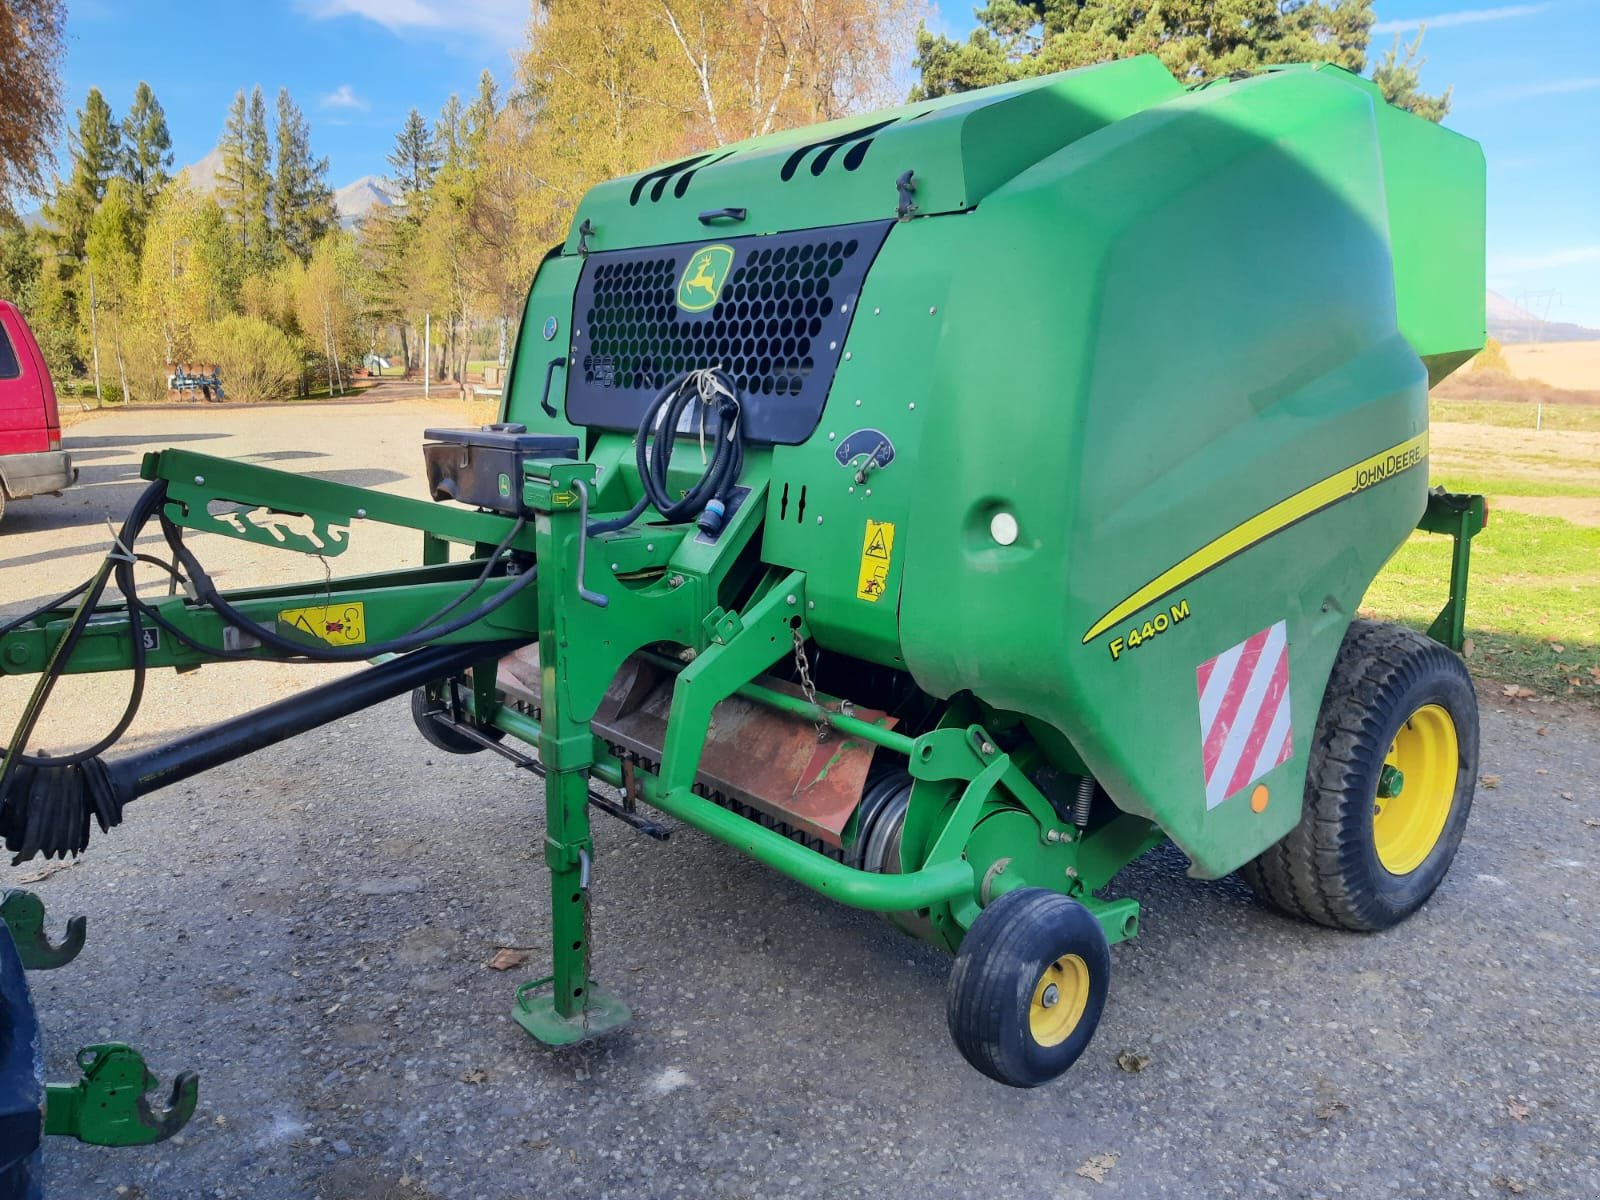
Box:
[54,0,1600,326]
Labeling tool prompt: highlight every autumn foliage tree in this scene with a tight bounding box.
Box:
[0,0,67,215]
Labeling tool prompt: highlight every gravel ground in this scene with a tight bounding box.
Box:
[4,398,1599,1200]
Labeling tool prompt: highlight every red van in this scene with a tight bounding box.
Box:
[0,299,75,525]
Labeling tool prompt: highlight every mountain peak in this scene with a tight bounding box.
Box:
[173,151,397,226]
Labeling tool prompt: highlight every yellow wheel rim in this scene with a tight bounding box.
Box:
[1029,953,1090,1047]
[1373,702,1459,876]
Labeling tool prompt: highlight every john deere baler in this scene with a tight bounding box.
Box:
[2,56,1486,1100]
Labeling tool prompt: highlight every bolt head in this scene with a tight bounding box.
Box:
[356,508,367,519]
[785,594,797,606]
[1041,983,1060,1008]
[980,741,996,756]
[194,475,205,485]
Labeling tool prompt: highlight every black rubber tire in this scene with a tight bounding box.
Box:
[946,888,1110,1088]
[1240,619,1478,931]
[0,924,43,1200]
[409,686,504,755]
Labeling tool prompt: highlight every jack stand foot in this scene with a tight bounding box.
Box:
[511,977,631,1046]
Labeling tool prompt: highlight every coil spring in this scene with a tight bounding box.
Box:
[1071,776,1095,828]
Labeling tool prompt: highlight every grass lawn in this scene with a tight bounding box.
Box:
[1431,397,1600,432]
[1361,397,1600,706]
[1363,511,1600,705]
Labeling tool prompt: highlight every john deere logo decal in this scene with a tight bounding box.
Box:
[677,245,734,313]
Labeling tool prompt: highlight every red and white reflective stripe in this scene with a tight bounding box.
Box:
[1196,621,1293,810]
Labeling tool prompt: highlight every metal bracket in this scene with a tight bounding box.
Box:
[44,1043,198,1146]
[0,889,86,970]
[1417,489,1486,652]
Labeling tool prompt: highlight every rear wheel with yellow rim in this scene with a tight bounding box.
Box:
[1241,619,1478,931]
[946,888,1110,1087]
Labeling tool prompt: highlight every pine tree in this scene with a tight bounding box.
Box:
[465,70,499,155]
[912,0,1450,121]
[219,86,274,270]
[387,109,441,197]
[42,87,121,264]
[1370,29,1453,122]
[273,88,336,262]
[120,81,173,215]
[436,95,465,174]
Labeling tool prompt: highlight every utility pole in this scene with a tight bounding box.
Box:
[424,312,430,399]
[88,270,104,406]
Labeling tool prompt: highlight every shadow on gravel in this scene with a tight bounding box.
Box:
[305,468,410,489]
[65,432,232,450]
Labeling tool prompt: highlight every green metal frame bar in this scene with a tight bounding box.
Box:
[2,571,532,676]
[147,449,533,555]
[1417,489,1487,652]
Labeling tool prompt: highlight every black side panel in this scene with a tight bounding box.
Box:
[568,220,893,445]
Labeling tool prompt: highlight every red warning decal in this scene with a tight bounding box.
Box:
[1196,621,1292,810]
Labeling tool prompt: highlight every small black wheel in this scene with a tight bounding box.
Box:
[946,888,1110,1088]
[410,686,504,755]
[1240,619,1478,931]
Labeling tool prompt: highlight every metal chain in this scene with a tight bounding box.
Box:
[792,625,830,741]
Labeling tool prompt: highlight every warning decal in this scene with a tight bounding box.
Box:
[1196,621,1292,810]
[277,602,367,647]
[855,519,895,603]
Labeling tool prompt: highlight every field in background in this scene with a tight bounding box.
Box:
[1432,397,1600,432]
[1364,399,1600,706]
[1502,340,1600,392]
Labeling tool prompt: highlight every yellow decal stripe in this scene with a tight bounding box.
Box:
[1082,432,1428,644]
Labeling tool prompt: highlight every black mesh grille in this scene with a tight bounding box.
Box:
[568,221,892,445]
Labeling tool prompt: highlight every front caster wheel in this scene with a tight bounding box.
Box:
[946,888,1110,1088]
[410,686,504,755]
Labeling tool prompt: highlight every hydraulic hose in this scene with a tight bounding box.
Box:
[586,368,746,536]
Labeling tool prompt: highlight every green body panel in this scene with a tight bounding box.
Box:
[898,67,1440,878]
[503,59,1483,882]
[561,56,1182,254]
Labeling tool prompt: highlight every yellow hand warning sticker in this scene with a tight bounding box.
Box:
[856,519,895,603]
[277,602,367,646]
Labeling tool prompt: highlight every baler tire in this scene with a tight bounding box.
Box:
[946,888,1109,1088]
[409,687,505,755]
[1239,619,1478,931]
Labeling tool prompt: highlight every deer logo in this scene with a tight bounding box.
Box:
[676,244,734,313]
